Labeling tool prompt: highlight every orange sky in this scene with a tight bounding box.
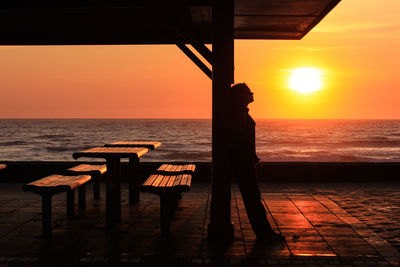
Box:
[0,0,399,119]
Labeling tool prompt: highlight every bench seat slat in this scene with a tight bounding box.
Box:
[23,175,91,194]
[181,174,188,187]
[164,164,174,172]
[156,163,196,175]
[166,176,175,188]
[162,176,172,187]
[142,174,158,187]
[180,174,187,188]
[174,164,181,172]
[158,176,168,188]
[152,175,165,187]
[141,174,191,194]
[157,164,167,171]
[182,174,192,187]
[67,164,107,175]
[177,165,185,172]
[167,164,175,171]
[172,175,183,187]
[175,165,183,172]
[184,164,196,172]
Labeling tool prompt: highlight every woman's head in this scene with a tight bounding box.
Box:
[231,83,254,107]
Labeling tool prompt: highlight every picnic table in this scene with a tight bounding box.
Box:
[72,147,148,227]
[104,141,161,204]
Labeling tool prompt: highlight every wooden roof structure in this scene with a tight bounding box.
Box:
[0,0,340,45]
[1,0,341,241]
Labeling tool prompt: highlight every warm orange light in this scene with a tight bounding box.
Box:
[289,68,322,94]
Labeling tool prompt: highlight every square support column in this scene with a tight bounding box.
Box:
[208,0,235,241]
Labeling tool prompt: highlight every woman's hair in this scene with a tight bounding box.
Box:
[231,83,250,107]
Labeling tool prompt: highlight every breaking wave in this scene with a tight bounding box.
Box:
[0,119,400,162]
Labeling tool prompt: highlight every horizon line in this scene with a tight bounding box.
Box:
[1,117,400,120]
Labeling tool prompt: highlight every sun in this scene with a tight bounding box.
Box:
[289,68,322,94]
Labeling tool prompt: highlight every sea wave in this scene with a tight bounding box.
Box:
[257,137,400,148]
[162,150,211,161]
[339,140,400,147]
[45,145,93,152]
[1,119,400,162]
[0,140,29,146]
[257,153,369,162]
[35,134,74,140]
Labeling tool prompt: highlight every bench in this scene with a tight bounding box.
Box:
[155,163,196,175]
[62,164,107,200]
[22,174,91,236]
[140,163,195,236]
[155,163,195,200]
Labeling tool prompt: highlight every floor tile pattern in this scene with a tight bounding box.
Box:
[0,182,398,266]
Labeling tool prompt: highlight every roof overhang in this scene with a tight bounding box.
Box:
[0,0,340,45]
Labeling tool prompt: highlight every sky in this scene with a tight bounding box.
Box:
[0,0,399,119]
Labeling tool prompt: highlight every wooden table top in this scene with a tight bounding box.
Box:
[73,147,149,160]
[104,141,161,150]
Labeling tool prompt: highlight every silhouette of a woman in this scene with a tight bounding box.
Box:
[229,83,284,241]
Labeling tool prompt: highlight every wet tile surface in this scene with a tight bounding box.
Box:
[0,182,399,266]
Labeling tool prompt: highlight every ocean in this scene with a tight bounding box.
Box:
[0,119,400,162]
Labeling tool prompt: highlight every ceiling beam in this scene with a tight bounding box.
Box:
[0,0,213,10]
[174,29,212,65]
[176,42,212,79]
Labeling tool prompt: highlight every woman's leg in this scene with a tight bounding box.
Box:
[236,165,273,236]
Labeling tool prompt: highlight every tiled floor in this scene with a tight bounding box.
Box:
[0,182,399,266]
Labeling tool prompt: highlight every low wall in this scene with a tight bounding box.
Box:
[0,161,399,183]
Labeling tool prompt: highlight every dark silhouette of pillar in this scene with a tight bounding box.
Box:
[208,0,234,241]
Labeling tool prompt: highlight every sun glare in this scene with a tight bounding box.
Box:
[289,68,322,94]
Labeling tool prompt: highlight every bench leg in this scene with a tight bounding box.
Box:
[129,182,134,206]
[129,158,140,206]
[177,192,182,200]
[78,184,86,209]
[67,190,75,217]
[169,195,178,217]
[106,159,121,228]
[134,169,140,204]
[42,194,52,237]
[160,195,170,237]
[174,193,180,209]
[93,177,100,200]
